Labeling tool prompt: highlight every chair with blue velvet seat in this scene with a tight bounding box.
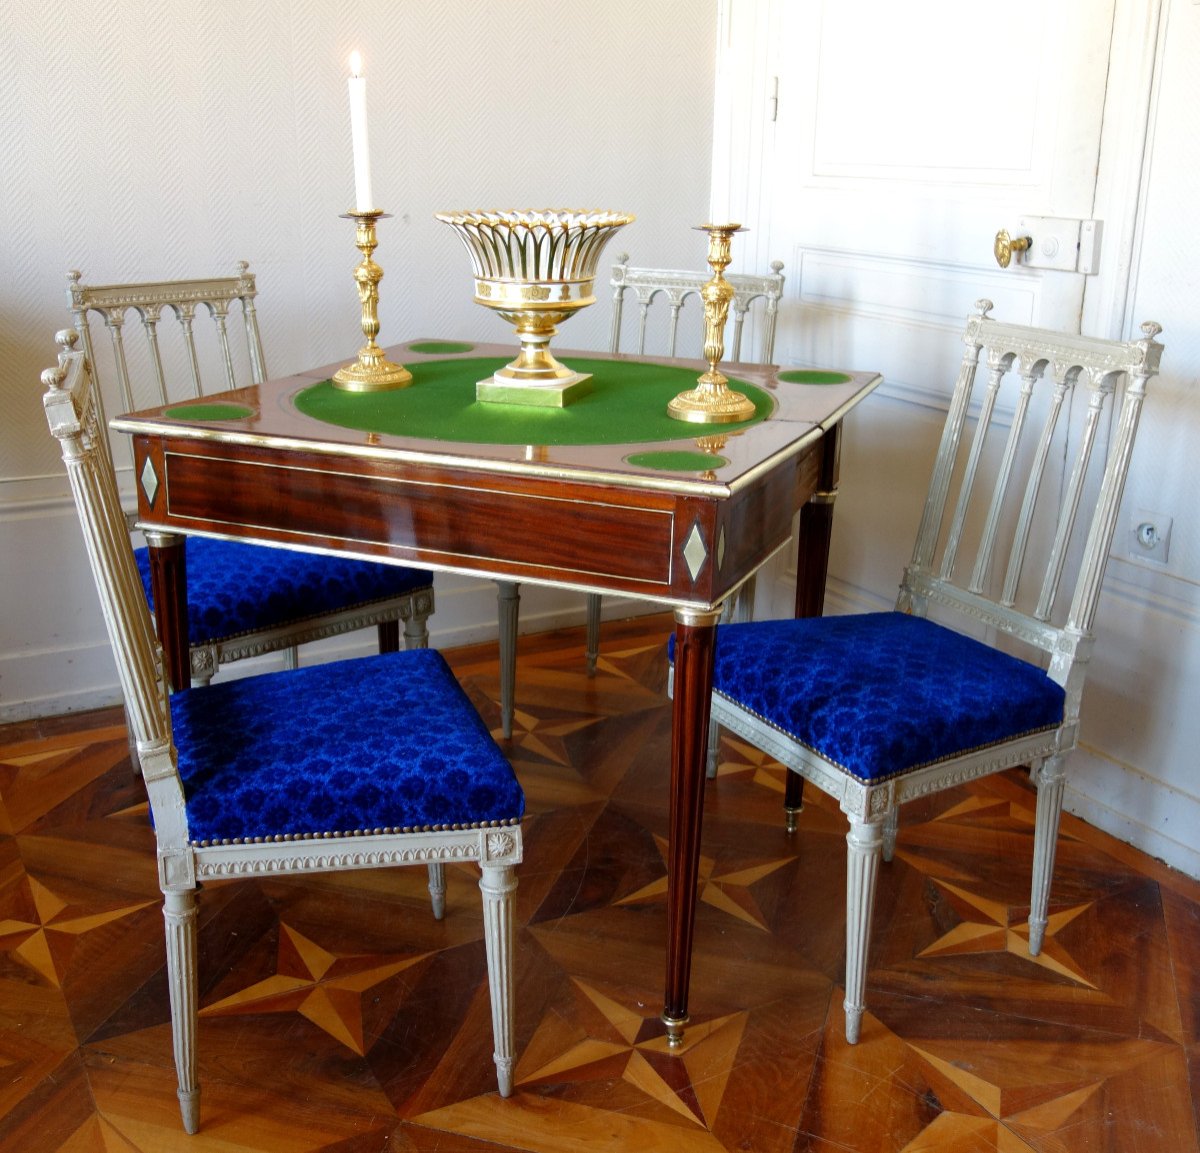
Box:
[690,302,1163,1044]
[68,264,435,687]
[42,333,524,1134]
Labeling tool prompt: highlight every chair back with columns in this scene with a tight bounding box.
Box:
[67,262,266,472]
[67,264,434,686]
[608,253,785,362]
[697,301,1163,1044]
[41,332,523,1132]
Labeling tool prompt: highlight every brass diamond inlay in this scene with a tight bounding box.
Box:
[718,526,726,571]
[140,456,159,506]
[683,523,708,582]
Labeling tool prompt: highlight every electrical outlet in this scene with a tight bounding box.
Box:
[1130,510,1172,564]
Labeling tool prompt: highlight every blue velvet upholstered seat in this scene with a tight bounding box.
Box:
[709,612,1065,783]
[136,538,433,645]
[169,646,524,846]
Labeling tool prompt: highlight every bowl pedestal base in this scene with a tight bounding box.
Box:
[476,372,593,407]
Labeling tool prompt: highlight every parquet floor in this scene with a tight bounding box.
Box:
[2,614,1199,1152]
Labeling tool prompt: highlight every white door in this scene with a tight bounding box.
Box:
[716,0,1118,618]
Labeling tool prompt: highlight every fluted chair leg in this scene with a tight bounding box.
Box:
[427,863,446,921]
[1028,754,1066,956]
[844,817,883,1044]
[496,582,520,739]
[585,592,601,677]
[283,644,299,670]
[403,608,430,650]
[163,888,200,1134]
[479,864,518,1097]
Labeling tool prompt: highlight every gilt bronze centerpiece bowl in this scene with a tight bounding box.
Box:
[435,208,634,406]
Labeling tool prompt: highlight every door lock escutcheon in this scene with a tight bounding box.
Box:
[993,217,1102,273]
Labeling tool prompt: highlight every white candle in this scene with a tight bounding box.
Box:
[348,51,373,212]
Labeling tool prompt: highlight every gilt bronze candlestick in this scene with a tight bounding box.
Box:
[667,223,757,423]
[333,210,412,392]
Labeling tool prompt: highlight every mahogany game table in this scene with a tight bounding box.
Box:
[113,339,881,1045]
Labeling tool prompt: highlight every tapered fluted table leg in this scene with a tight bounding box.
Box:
[585,591,601,676]
[146,531,190,691]
[663,605,721,1046]
[794,425,841,620]
[786,424,843,827]
[496,582,520,738]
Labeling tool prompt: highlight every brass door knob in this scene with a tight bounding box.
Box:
[994,229,1032,268]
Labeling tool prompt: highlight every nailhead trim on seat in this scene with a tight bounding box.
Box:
[191,816,522,847]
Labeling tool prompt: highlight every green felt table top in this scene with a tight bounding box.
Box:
[293,356,773,447]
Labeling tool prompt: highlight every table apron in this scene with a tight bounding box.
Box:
[133,436,820,605]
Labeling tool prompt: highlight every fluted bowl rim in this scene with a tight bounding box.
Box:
[434,208,635,230]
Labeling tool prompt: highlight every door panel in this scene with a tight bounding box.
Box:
[720,0,1117,617]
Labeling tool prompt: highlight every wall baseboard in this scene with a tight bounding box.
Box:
[0,577,655,723]
[1064,744,1200,880]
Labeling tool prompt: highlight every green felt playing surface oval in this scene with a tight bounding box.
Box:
[293,357,772,446]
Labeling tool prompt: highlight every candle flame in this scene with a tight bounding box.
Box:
[349,50,363,77]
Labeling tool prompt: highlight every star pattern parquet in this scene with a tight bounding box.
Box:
[1,614,1198,1151]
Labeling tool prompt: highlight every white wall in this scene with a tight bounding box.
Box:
[0,1,716,720]
[1065,0,1200,877]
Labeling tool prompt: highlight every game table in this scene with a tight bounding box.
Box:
[113,339,881,1044]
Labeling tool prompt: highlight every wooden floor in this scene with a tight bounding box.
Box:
[2,614,1199,1152]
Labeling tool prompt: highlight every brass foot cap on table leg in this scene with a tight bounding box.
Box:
[784,806,802,834]
[662,1012,689,1048]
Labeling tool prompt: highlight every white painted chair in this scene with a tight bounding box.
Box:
[68,264,434,687]
[690,301,1163,1043]
[492,255,785,739]
[41,330,524,1133]
[608,252,785,364]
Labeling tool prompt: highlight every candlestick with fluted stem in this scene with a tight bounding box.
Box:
[666,223,757,423]
[333,210,412,393]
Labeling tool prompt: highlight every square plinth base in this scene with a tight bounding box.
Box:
[476,374,593,408]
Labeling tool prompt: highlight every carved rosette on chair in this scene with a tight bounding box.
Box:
[435,208,634,406]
